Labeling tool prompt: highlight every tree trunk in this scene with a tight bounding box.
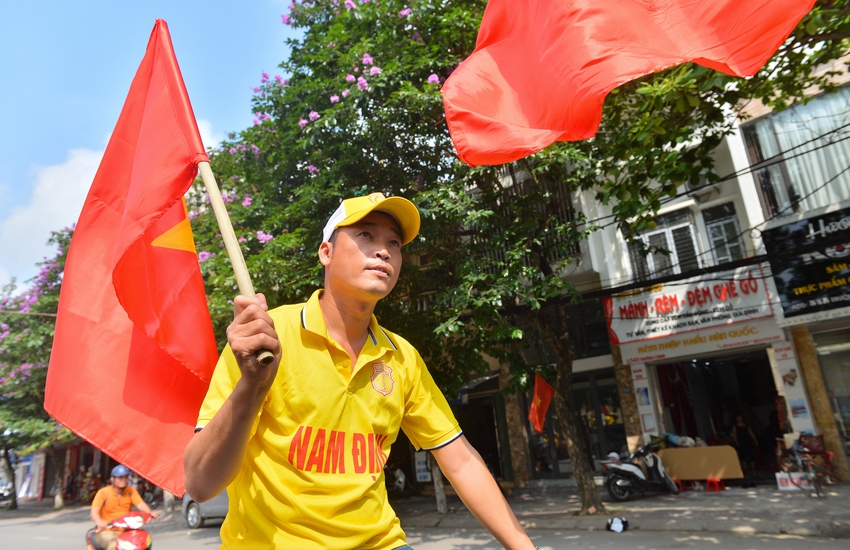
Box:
[536,306,606,515]
[429,453,448,514]
[1,448,18,510]
[499,359,531,488]
[47,445,65,510]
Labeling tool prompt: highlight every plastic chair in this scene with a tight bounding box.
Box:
[705,478,725,491]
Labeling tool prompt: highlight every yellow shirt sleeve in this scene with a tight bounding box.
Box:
[400,350,462,450]
[196,344,262,436]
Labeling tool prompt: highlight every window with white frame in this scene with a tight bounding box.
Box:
[628,209,701,280]
[702,202,746,265]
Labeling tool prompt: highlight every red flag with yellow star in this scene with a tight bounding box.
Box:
[45,20,217,496]
[528,373,555,434]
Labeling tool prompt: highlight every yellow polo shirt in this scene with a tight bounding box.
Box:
[197,290,462,550]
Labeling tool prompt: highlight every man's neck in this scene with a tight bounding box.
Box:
[319,288,377,366]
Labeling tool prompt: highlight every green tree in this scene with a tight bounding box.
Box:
[190,0,850,514]
[0,229,74,509]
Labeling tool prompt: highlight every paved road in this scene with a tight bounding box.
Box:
[2,505,849,550]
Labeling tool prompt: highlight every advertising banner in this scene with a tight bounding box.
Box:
[762,205,850,318]
[618,318,783,365]
[604,266,773,345]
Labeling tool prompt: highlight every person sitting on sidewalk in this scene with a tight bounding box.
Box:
[90,464,159,550]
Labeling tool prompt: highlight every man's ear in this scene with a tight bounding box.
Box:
[318,241,333,268]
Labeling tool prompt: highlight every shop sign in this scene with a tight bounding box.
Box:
[762,205,850,319]
[618,318,783,365]
[604,266,772,345]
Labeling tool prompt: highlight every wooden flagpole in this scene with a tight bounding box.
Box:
[197,161,274,365]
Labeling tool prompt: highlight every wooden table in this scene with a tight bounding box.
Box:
[657,445,743,480]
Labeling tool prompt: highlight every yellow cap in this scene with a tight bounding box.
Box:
[322,193,420,245]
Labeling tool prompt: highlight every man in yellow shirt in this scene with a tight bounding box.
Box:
[184,193,538,549]
[90,465,159,550]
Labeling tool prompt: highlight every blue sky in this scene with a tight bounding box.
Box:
[0,1,300,289]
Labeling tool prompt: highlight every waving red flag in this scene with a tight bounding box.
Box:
[528,373,555,434]
[442,0,815,166]
[45,20,217,496]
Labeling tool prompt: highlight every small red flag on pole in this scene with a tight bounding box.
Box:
[528,373,555,434]
[45,20,217,496]
[442,0,815,166]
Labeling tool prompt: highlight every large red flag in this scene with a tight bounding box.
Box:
[442,0,815,166]
[45,20,217,496]
[528,373,555,434]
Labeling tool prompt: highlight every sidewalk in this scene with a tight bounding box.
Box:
[390,479,850,538]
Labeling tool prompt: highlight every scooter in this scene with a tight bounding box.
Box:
[602,443,679,501]
[85,512,153,550]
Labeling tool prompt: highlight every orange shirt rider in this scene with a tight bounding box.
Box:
[90,465,159,530]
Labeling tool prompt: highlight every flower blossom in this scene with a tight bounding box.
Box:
[345,73,356,83]
[275,74,284,85]
[281,14,292,25]
[330,95,340,104]
[252,86,261,93]
[251,144,260,158]
[242,195,253,207]
[188,210,199,220]
[357,77,369,91]
[369,66,381,76]
[229,147,238,154]
[198,251,214,262]
[427,74,440,84]
[299,118,308,127]
[399,8,412,16]
[344,0,356,8]
[342,89,350,98]
[307,165,320,174]
[362,53,373,65]
[261,71,269,83]
[309,110,320,121]
[257,231,274,244]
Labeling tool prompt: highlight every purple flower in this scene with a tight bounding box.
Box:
[251,144,260,158]
[357,77,369,91]
[344,0,356,8]
[288,0,296,9]
[281,14,292,24]
[242,195,253,207]
[427,73,440,84]
[345,73,356,83]
[399,8,412,16]
[253,118,260,126]
[342,89,350,98]
[238,237,247,243]
[257,231,274,244]
[261,71,269,83]
[198,251,213,262]
[299,118,308,127]
[229,147,237,154]
[188,210,199,219]
[275,74,284,84]
[328,42,335,48]
[330,95,340,104]
[252,86,261,93]
[307,165,320,174]
[369,66,381,76]
[309,110,320,121]
[362,53,373,65]
[412,31,422,42]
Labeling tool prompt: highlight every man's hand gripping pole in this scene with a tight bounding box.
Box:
[197,161,275,365]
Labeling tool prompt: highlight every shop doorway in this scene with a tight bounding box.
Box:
[656,349,782,471]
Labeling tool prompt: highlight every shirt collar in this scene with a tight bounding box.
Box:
[300,289,398,352]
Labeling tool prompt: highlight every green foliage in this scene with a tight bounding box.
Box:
[190,0,849,395]
[0,229,74,454]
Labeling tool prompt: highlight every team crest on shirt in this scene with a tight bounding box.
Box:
[370,362,394,396]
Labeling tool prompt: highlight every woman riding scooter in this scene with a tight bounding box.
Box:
[89,465,159,550]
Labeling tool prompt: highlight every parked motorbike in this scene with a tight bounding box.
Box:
[85,512,153,550]
[602,444,679,501]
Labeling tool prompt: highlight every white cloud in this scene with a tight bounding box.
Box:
[0,148,101,288]
[197,119,225,151]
